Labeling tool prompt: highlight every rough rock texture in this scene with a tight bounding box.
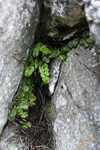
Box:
[84,0,100,50]
[42,0,86,41]
[49,46,100,150]
[0,0,40,134]
[0,123,24,150]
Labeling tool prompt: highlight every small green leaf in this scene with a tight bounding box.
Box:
[40,45,51,55]
[86,38,94,44]
[15,107,23,115]
[48,32,54,37]
[25,122,31,128]
[80,40,89,47]
[59,55,67,61]
[43,57,50,63]
[28,86,33,93]
[25,66,34,77]
[27,55,33,64]
[21,121,31,129]
[25,79,31,86]
[22,125,28,130]
[8,115,15,121]
[84,42,89,48]
[42,76,50,84]
[29,93,36,101]
[28,102,35,106]
[39,63,50,84]
[8,109,16,121]
[17,88,24,98]
[20,121,25,125]
[48,29,59,37]
[39,62,43,67]
[21,112,28,118]
[80,39,85,45]
[33,42,43,57]
[62,46,70,52]
[68,38,79,49]
[23,85,29,92]
[34,58,39,69]
[50,47,60,57]
[82,30,89,38]
[60,46,70,55]
[20,101,28,110]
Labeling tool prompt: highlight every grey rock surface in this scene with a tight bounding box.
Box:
[42,0,86,40]
[0,0,40,134]
[50,46,100,150]
[84,0,100,50]
[0,123,24,150]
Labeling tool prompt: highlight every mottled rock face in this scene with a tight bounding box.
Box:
[50,0,84,27]
[0,0,40,134]
[49,46,100,150]
[84,0,100,50]
[42,0,86,39]
[0,123,24,150]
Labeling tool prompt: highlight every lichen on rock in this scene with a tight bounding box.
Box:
[49,46,100,150]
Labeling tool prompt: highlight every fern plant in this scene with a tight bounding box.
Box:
[8,78,36,130]
[8,30,94,130]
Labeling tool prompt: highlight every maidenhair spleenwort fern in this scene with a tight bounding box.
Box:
[8,30,94,130]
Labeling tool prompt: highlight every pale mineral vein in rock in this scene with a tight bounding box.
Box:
[49,58,62,95]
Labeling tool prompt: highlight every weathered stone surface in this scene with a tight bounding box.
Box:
[0,0,40,134]
[42,0,86,41]
[84,0,100,50]
[0,123,24,150]
[49,46,100,150]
